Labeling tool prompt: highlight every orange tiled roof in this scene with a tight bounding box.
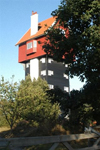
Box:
[16,16,56,46]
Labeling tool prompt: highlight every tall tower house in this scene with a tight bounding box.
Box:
[16,12,70,92]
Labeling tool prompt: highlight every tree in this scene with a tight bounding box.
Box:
[42,0,100,126]
[17,76,60,127]
[0,76,19,130]
[80,82,100,124]
[47,87,71,119]
[69,90,94,130]
[43,0,100,83]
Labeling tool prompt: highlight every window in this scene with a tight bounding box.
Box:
[41,70,46,76]
[26,63,30,68]
[48,58,53,63]
[49,84,54,89]
[27,42,32,49]
[40,58,45,63]
[65,64,68,67]
[48,70,54,76]
[63,74,68,79]
[33,40,37,48]
[64,86,68,92]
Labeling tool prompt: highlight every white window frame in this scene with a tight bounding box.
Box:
[64,86,69,92]
[63,74,68,79]
[41,70,46,76]
[48,70,54,76]
[49,84,54,89]
[48,58,53,63]
[40,58,45,63]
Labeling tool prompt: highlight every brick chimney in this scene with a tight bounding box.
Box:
[31,11,38,36]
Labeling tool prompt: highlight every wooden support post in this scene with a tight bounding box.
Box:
[93,138,100,146]
[49,143,59,150]
[63,142,74,150]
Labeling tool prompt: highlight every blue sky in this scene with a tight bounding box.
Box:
[0,0,85,91]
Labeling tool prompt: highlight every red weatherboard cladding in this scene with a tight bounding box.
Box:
[18,43,26,62]
[18,36,46,63]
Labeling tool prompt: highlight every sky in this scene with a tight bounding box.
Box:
[0,0,85,91]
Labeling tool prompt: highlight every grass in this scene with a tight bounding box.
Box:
[0,127,10,133]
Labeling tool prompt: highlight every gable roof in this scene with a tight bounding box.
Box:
[15,16,56,46]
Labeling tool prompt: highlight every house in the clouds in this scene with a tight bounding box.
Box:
[16,11,70,92]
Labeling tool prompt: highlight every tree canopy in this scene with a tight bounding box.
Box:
[17,76,60,127]
[43,0,100,83]
[0,76,18,129]
[0,76,60,130]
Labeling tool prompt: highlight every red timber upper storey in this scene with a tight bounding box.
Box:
[16,13,56,63]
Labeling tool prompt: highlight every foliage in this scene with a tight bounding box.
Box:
[0,76,19,130]
[17,75,60,127]
[42,0,100,128]
[80,81,100,124]
[69,87,99,129]
[43,0,100,83]
[0,110,8,127]
[47,87,70,114]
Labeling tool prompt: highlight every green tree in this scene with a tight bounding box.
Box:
[43,0,100,126]
[17,76,60,127]
[69,90,94,130]
[43,0,100,83]
[47,87,70,115]
[0,76,18,130]
[80,82,100,124]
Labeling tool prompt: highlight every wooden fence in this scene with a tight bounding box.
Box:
[0,127,100,150]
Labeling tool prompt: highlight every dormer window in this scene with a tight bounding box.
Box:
[27,42,32,49]
[26,40,37,55]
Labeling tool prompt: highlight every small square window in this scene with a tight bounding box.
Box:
[63,74,68,79]
[41,70,46,76]
[64,86,68,92]
[48,70,54,76]
[26,63,30,68]
[48,58,53,63]
[65,64,68,67]
[49,84,54,89]
[27,42,32,49]
[40,58,45,63]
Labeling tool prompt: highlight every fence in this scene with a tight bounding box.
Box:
[0,127,100,150]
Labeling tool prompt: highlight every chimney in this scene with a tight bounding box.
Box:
[31,11,38,36]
